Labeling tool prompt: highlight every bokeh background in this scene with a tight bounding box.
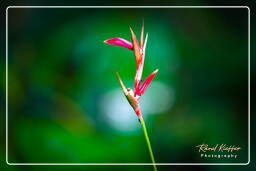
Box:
[1,6,250,170]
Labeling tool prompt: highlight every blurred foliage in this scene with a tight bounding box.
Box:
[1,7,250,171]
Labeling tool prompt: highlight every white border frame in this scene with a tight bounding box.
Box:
[5,6,250,166]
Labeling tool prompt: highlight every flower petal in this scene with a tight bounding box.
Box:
[104,38,133,50]
[137,69,158,96]
[143,33,148,57]
[140,21,144,49]
[115,72,129,95]
[130,27,142,67]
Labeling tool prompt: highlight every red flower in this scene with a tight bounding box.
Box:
[104,23,158,117]
[104,24,159,169]
[103,38,133,50]
[137,69,158,96]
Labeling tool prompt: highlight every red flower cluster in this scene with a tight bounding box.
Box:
[104,23,158,117]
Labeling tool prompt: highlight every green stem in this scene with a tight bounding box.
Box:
[139,116,158,171]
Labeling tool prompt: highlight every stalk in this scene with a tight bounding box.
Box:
[139,116,158,171]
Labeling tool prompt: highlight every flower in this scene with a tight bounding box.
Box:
[103,38,133,50]
[104,23,158,117]
[104,23,159,170]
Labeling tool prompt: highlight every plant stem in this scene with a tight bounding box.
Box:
[139,116,158,171]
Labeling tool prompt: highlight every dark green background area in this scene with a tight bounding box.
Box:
[2,6,250,171]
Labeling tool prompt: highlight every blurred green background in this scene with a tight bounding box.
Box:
[3,7,249,169]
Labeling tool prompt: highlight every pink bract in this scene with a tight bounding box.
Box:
[104,38,133,50]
